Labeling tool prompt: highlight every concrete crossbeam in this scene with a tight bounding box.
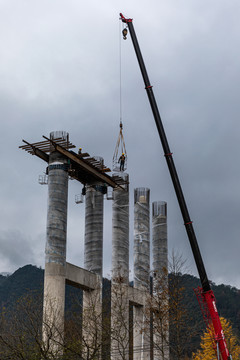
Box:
[128,286,147,307]
[65,262,99,290]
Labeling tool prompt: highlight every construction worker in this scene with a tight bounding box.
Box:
[78,147,82,155]
[118,153,125,171]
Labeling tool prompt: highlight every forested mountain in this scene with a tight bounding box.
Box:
[0,265,44,306]
[172,273,240,356]
[0,274,6,286]
[179,273,240,336]
[0,265,239,357]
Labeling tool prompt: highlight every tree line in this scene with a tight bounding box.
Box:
[0,256,239,359]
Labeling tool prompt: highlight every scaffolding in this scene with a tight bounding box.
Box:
[75,194,84,204]
[20,134,127,189]
[38,174,48,185]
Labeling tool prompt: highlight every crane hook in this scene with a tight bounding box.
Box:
[122,28,128,40]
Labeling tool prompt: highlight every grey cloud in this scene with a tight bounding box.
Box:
[0,230,38,272]
[0,1,240,288]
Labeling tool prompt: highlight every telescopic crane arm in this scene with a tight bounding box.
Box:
[120,13,232,360]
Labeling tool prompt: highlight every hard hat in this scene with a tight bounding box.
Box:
[122,153,124,155]
[79,147,82,150]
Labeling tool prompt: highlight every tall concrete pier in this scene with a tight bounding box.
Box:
[84,182,104,276]
[152,201,168,275]
[152,201,169,360]
[111,174,130,360]
[133,188,150,360]
[134,187,150,289]
[112,174,129,283]
[83,160,105,359]
[42,132,69,355]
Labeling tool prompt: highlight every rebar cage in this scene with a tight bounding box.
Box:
[152,201,167,217]
[134,187,150,204]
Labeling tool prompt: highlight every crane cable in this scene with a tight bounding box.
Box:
[112,21,127,169]
[119,19,123,124]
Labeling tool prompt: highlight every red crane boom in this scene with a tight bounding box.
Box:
[119,12,232,360]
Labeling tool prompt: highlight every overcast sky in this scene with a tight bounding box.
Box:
[0,1,240,289]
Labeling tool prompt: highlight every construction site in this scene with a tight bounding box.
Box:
[19,128,168,360]
[15,12,236,360]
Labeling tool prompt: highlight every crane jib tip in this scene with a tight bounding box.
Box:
[119,13,133,23]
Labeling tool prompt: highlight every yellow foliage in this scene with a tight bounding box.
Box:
[192,317,240,360]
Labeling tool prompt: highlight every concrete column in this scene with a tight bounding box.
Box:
[152,201,167,275]
[83,180,104,359]
[112,174,129,283]
[42,149,69,356]
[84,183,104,276]
[111,174,130,360]
[152,201,169,360]
[134,188,150,289]
[133,188,150,360]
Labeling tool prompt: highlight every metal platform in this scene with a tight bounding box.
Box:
[20,135,128,190]
[38,174,48,185]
